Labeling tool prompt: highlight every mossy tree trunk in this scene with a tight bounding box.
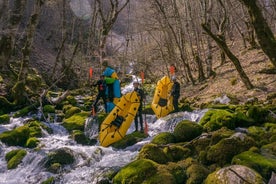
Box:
[0,0,26,71]
[13,0,44,105]
[239,0,276,68]
[202,24,254,90]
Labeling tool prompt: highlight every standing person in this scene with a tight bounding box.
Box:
[171,76,180,112]
[93,75,107,113]
[133,81,145,132]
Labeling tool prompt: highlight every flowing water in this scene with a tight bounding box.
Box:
[0,109,207,184]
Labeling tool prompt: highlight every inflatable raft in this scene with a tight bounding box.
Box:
[99,91,140,147]
[151,76,174,118]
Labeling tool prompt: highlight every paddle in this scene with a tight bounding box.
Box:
[140,71,148,135]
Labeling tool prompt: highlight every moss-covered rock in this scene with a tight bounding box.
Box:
[199,109,236,132]
[233,111,255,127]
[0,114,10,124]
[151,132,176,145]
[148,162,186,184]
[246,105,269,124]
[173,120,203,142]
[163,145,191,162]
[232,150,276,180]
[71,130,96,145]
[64,106,81,119]
[26,137,39,148]
[43,105,55,114]
[248,126,272,146]
[45,147,75,172]
[5,149,27,169]
[13,105,37,118]
[186,163,210,184]
[112,131,147,149]
[261,142,276,156]
[0,126,30,146]
[62,111,89,132]
[206,133,256,166]
[41,177,55,184]
[113,159,158,184]
[210,127,235,145]
[66,95,77,106]
[138,143,169,164]
[204,165,264,184]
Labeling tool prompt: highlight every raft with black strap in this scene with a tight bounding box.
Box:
[99,91,140,147]
[151,76,174,118]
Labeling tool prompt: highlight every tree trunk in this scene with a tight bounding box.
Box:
[239,0,276,68]
[202,24,254,90]
[13,0,44,105]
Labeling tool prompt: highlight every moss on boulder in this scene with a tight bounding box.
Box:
[232,150,276,180]
[5,149,27,169]
[138,143,169,164]
[206,133,256,166]
[113,159,158,184]
[186,163,210,184]
[0,114,10,124]
[0,126,30,146]
[26,137,39,148]
[173,120,203,142]
[112,131,147,149]
[64,106,81,118]
[163,145,191,162]
[204,165,264,184]
[246,105,269,124]
[45,147,75,172]
[151,132,176,145]
[62,111,89,132]
[199,109,236,132]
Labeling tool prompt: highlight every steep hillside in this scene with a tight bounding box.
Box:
[183,43,276,106]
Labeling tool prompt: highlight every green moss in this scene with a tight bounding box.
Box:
[210,127,235,145]
[113,159,158,184]
[199,109,236,132]
[62,111,89,132]
[232,150,276,180]
[46,148,75,168]
[163,145,191,162]
[0,126,30,146]
[26,137,39,148]
[66,95,77,106]
[261,142,276,158]
[206,134,256,166]
[151,132,176,145]
[233,111,255,127]
[248,126,271,146]
[246,105,269,124]
[64,106,81,118]
[5,149,27,169]
[13,105,36,117]
[41,177,55,184]
[173,120,203,142]
[43,105,55,114]
[186,163,210,184]
[112,131,147,149]
[138,143,169,164]
[0,114,10,124]
[71,130,94,145]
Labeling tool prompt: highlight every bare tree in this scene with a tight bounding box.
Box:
[239,0,276,68]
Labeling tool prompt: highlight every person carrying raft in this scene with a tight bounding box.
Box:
[92,75,107,113]
[133,81,145,132]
